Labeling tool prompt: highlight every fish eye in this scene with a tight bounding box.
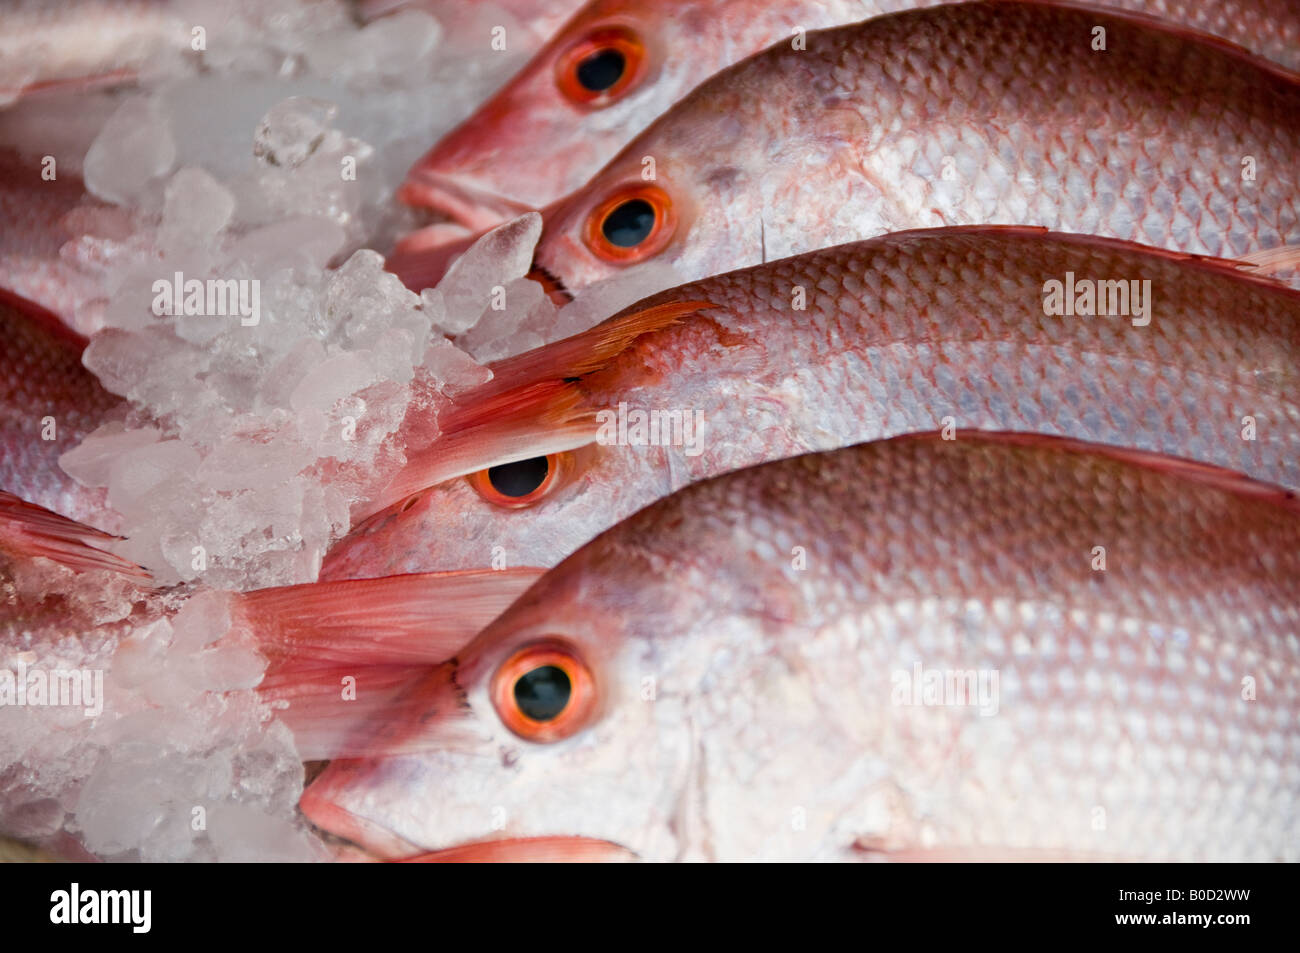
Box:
[602,198,655,247]
[556,27,646,106]
[492,642,596,742]
[467,453,567,508]
[583,184,677,264]
[514,665,570,720]
[576,48,625,92]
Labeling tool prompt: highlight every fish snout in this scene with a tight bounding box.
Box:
[397,166,535,233]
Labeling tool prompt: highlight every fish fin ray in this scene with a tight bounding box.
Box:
[240,568,542,668]
[0,491,150,584]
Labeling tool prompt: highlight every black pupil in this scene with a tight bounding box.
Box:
[576,47,625,92]
[488,457,550,498]
[602,198,656,247]
[514,665,572,721]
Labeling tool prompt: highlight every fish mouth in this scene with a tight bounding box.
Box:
[526,262,574,305]
[393,836,638,863]
[397,170,534,232]
[299,767,428,861]
[301,771,636,862]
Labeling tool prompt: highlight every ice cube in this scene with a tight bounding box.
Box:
[171,590,235,651]
[83,97,177,207]
[159,166,236,249]
[253,97,337,170]
[436,212,542,335]
[422,338,492,395]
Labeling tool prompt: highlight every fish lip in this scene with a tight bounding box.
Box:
[397,170,534,232]
[300,777,427,861]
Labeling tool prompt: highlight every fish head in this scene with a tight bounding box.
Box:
[303,535,722,860]
[319,441,658,577]
[400,0,717,230]
[526,42,841,293]
[321,295,725,579]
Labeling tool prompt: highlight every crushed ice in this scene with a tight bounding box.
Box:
[1,0,685,862]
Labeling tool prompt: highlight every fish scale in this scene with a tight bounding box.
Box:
[0,292,119,527]
[323,228,1300,580]
[518,1,1300,295]
[399,0,1300,237]
[304,433,1300,861]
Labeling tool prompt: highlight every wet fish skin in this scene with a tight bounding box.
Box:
[304,432,1300,861]
[520,1,1300,295]
[323,228,1300,580]
[0,148,114,331]
[401,0,1300,233]
[0,290,119,527]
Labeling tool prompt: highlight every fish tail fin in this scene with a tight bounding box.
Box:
[0,490,150,584]
[1236,244,1300,287]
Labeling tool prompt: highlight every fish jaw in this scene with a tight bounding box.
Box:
[396,169,538,234]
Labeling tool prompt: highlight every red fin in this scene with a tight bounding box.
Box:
[259,665,437,762]
[916,430,1300,511]
[244,570,539,760]
[239,568,542,668]
[2,68,138,103]
[360,298,714,519]
[395,837,637,863]
[270,661,471,761]
[1237,244,1300,276]
[881,226,1300,297]
[0,491,150,584]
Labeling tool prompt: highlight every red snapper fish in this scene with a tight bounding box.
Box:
[0,289,120,527]
[302,432,1300,861]
[399,0,1300,235]
[389,1,1300,295]
[324,227,1300,581]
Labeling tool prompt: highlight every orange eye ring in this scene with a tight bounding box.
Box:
[583,184,677,264]
[491,641,596,742]
[555,27,647,106]
[467,453,567,508]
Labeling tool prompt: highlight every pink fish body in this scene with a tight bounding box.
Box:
[304,432,1300,861]
[392,1,1300,294]
[326,228,1300,580]
[400,0,1300,235]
